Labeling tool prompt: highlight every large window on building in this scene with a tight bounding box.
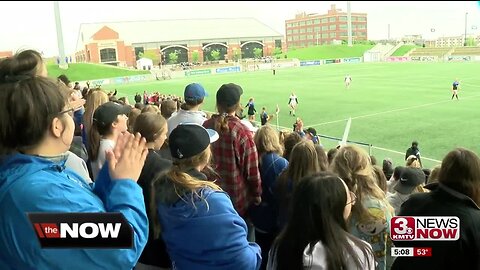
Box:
[307,28,313,33]
[306,20,312,25]
[300,28,306,33]
[321,18,328,23]
[314,19,320,24]
[299,21,306,26]
[329,25,337,30]
[275,39,282,48]
[293,29,299,34]
[100,48,116,62]
[339,16,347,21]
[329,17,336,22]
[339,24,348,30]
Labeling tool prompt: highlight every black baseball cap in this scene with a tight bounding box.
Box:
[93,101,131,128]
[169,123,219,159]
[394,167,425,194]
[216,83,243,107]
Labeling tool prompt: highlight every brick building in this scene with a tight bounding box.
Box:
[75,18,284,67]
[285,4,367,49]
[75,26,135,67]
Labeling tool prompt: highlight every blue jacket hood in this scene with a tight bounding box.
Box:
[157,187,261,270]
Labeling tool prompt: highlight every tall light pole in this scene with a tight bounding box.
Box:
[54,1,67,69]
[464,12,468,46]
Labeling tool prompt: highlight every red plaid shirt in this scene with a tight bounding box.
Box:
[204,116,262,217]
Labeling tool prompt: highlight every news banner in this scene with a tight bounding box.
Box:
[389,216,460,258]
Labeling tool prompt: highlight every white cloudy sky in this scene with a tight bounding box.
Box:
[1,1,479,56]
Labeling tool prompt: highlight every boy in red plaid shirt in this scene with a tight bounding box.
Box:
[203,83,262,218]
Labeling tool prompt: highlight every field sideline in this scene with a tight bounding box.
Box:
[105,61,480,169]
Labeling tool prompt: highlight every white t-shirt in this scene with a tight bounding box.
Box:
[90,139,115,181]
[289,95,297,106]
[167,109,207,136]
[387,192,411,215]
[267,238,376,270]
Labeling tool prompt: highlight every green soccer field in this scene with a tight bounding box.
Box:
[105,61,480,169]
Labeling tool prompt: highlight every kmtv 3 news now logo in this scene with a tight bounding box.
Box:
[390,216,460,241]
[28,213,133,248]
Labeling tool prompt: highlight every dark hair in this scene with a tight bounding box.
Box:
[373,165,388,193]
[327,148,338,165]
[0,50,44,80]
[314,144,328,171]
[118,97,127,104]
[57,74,71,86]
[438,148,480,205]
[134,103,145,110]
[370,155,377,165]
[160,99,177,119]
[183,97,204,108]
[133,112,166,143]
[393,166,404,180]
[0,75,67,153]
[282,132,302,161]
[274,171,373,270]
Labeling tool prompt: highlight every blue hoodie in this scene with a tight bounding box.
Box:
[157,180,261,270]
[0,153,148,270]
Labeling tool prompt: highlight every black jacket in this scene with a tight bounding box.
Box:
[137,149,172,267]
[392,183,480,270]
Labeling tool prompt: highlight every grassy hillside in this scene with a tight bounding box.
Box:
[391,45,419,56]
[47,63,150,81]
[284,45,375,60]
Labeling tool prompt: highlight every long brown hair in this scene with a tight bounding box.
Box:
[133,112,166,143]
[277,140,320,211]
[274,172,373,270]
[438,148,480,205]
[330,145,386,220]
[213,102,240,134]
[254,125,283,157]
[149,147,221,238]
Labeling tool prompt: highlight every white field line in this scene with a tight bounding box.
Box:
[202,110,442,163]
[308,92,480,128]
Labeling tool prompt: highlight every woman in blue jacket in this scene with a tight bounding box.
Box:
[0,50,148,270]
[151,123,262,270]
